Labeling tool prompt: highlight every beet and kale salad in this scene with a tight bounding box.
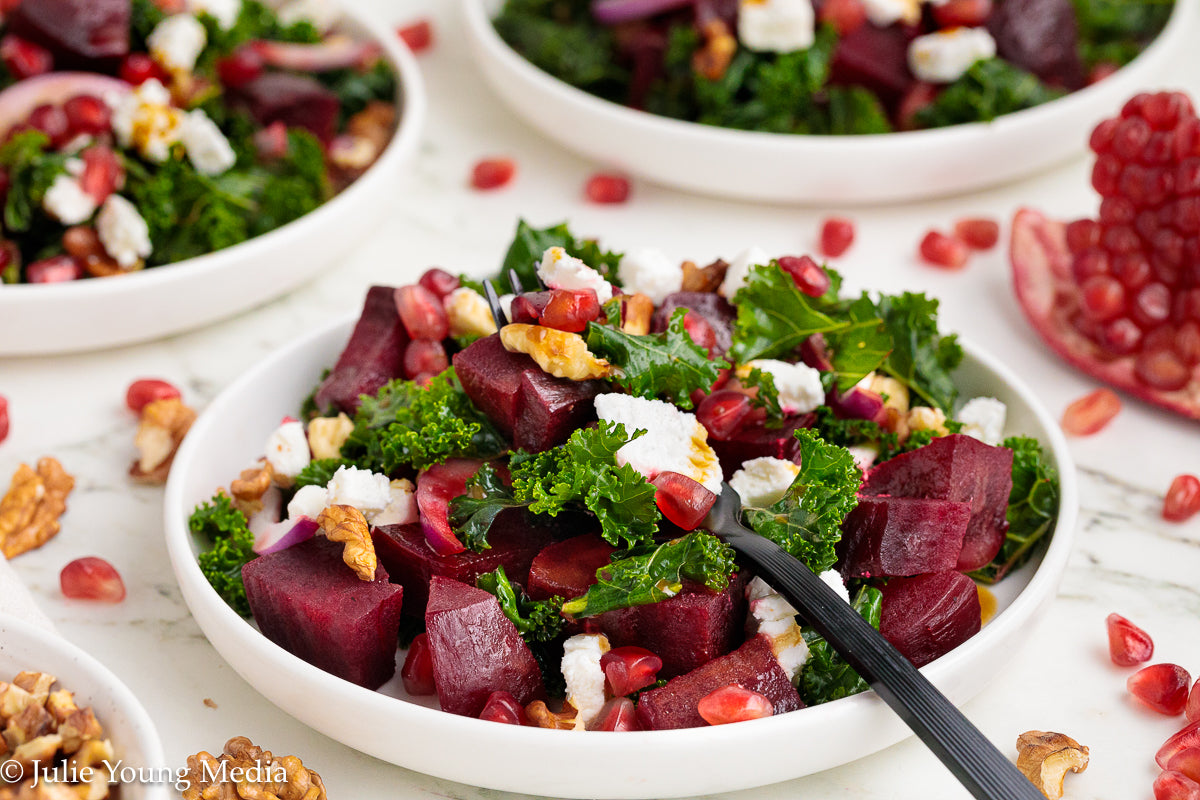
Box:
[188,221,1061,730]
[0,0,398,284]
[492,0,1174,134]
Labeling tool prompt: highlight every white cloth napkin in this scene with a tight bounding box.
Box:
[0,555,56,631]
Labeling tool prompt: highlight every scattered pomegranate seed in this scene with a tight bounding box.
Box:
[398,19,433,53]
[26,256,83,283]
[778,255,831,297]
[216,46,264,89]
[1189,681,1200,724]
[125,379,181,414]
[118,53,167,86]
[60,557,126,603]
[540,289,601,333]
[601,646,663,697]
[394,284,450,340]
[697,684,774,725]
[918,230,969,269]
[1060,388,1121,435]
[1106,613,1154,666]
[403,339,449,379]
[819,217,856,257]
[479,691,526,725]
[696,390,754,440]
[651,472,717,531]
[470,157,516,190]
[401,632,435,695]
[954,217,1001,250]
[585,172,631,204]
[0,394,9,445]
[63,94,111,137]
[79,146,123,204]
[1155,770,1200,800]
[1170,748,1200,783]
[27,103,69,148]
[588,697,641,731]
[0,35,52,80]
[1164,723,1200,769]
[932,0,993,27]
[1163,475,1200,522]
[817,0,867,36]
[1129,663,1192,716]
[418,268,460,300]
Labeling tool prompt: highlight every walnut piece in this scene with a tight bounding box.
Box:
[317,504,377,581]
[306,413,355,462]
[524,700,578,730]
[182,736,327,800]
[619,293,654,336]
[681,259,728,293]
[0,458,75,559]
[500,324,615,381]
[692,20,736,81]
[229,461,275,517]
[1016,730,1089,800]
[130,397,196,484]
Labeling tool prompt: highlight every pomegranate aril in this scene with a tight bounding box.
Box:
[1106,612,1153,666]
[1176,322,1200,366]
[1189,681,1200,724]
[585,172,631,204]
[63,95,111,137]
[778,255,831,297]
[1061,388,1121,436]
[817,0,867,35]
[696,390,754,440]
[1066,219,1101,253]
[1129,663,1192,715]
[1099,196,1136,226]
[509,292,549,325]
[1090,118,1120,155]
[540,288,600,333]
[394,284,449,340]
[697,684,773,725]
[119,53,167,86]
[398,19,434,53]
[953,217,1000,250]
[401,632,436,695]
[1113,116,1153,160]
[27,104,69,147]
[1144,92,1195,131]
[1170,748,1200,783]
[601,646,663,697]
[651,471,716,531]
[1092,154,1122,196]
[1135,348,1191,391]
[216,47,264,89]
[403,339,448,379]
[79,146,123,204]
[682,310,717,352]
[818,217,855,257]
[1071,249,1110,283]
[0,394,8,444]
[479,691,526,725]
[918,230,969,269]
[1098,318,1142,355]
[1102,224,1140,255]
[932,0,992,27]
[1164,722,1200,769]
[1113,253,1150,290]
[27,256,84,283]
[1142,132,1176,166]
[1176,197,1200,234]
[1163,475,1200,522]
[60,557,126,603]
[0,35,52,80]
[1079,275,1125,322]
[1178,159,1200,196]
[588,696,640,731]
[470,157,516,190]
[1132,283,1173,329]
[418,268,459,300]
[125,379,181,413]
[1155,771,1200,800]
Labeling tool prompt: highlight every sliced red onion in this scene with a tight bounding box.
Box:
[591,0,694,26]
[831,387,885,421]
[254,517,319,555]
[251,36,383,73]
[246,485,283,537]
[0,72,129,140]
[416,459,484,557]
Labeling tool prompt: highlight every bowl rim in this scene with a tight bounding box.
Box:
[0,2,427,299]
[163,310,1079,751]
[461,0,1193,151]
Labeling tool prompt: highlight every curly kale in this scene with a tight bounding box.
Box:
[477,567,568,696]
[800,585,882,705]
[190,493,257,617]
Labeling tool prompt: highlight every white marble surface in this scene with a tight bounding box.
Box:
[3,1,1200,798]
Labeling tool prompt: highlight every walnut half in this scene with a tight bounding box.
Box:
[0,458,75,559]
[500,324,614,382]
[182,736,326,800]
[317,504,377,581]
[1015,730,1089,800]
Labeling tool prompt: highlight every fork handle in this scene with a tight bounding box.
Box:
[726,530,1043,800]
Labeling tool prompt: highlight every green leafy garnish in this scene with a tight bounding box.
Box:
[487,219,624,295]
[561,532,736,618]
[190,493,257,617]
[875,293,964,412]
[742,366,785,425]
[293,457,346,491]
[970,437,1060,584]
[823,294,891,393]
[0,131,68,235]
[915,59,1064,129]
[799,585,882,705]
[477,566,566,643]
[318,60,398,126]
[729,262,844,363]
[1072,0,1173,68]
[448,464,525,551]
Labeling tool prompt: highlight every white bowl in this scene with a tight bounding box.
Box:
[0,614,170,800]
[0,6,426,356]
[163,313,1078,799]
[461,0,1194,205]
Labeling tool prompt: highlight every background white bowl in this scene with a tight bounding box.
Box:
[0,614,170,800]
[163,313,1079,799]
[461,0,1193,205]
[0,5,426,357]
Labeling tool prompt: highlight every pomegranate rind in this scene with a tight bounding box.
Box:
[1010,208,1200,421]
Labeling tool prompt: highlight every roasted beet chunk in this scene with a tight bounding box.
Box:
[242,537,404,689]
[829,23,916,106]
[424,576,546,717]
[879,570,981,667]
[838,496,971,579]
[987,0,1084,90]
[10,0,129,71]
[652,292,736,355]
[710,416,815,480]
[313,285,408,415]
[233,72,342,143]
[527,534,615,601]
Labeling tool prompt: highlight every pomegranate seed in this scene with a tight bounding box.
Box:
[918,230,969,269]
[1098,318,1142,355]
[1135,348,1191,391]
[60,557,126,603]
[1091,154,1122,195]
[1090,118,1121,154]
[682,311,717,353]
[697,684,773,725]
[1066,219,1102,253]
[403,339,449,379]
[601,646,663,696]
[398,19,434,52]
[27,104,69,148]
[540,288,601,333]
[817,0,867,35]
[651,471,717,531]
[1087,62,1119,85]
[1106,613,1154,666]
[0,394,8,445]
[1170,748,1200,783]
[479,691,526,725]
[125,379,181,414]
[1164,475,1200,522]
[26,256,84,283]
[1156,771,1200,800]
[778,255,831,297]
[254,121,289,161]
[818,217,855,257]
[394,284,450,340]
[0,35,52,80]
[1132,282,1173,329]
[1080,275,1125,321]
[119,53,167,86]
[932,0,992,27]
[418,268,460,300]
[509,292,550,325]
[897,82,938,131]
[585,172,631,204]
[470,157,516,190]
[216,47,264,89]
[1072,249,1110,283]
[1113,253,1151,290]
[1164,723,1200,769]
[79,146,123,204]
[401,633,436,695]
[588,697,641,731]
[1061,388,1121,436]
[1129,663,1192,715]
[953,217,1000,250]
[696,391,754,440]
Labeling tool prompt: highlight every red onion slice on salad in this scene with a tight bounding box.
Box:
[254,516,320,555]
[250,36,383,73]
[830,386,885,421]
[591,0,694,26]
[0,72,129,139]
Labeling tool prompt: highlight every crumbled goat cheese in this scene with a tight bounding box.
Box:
[147,14,208,74]
[861,0,921,26]
[277,0,341,32]
[819,570,851,604]
[181,109,237,176]
[616,247,683,305]
[719,246,771,299]
[538,246,614,302]
[446,287,499,340]
[561,633,610,730]
[42,172,96,225]
[957,397,1007,446]
[96,195,153,268]
[742,358,824,414]
[287,484,329,521]
[908,27,997,84]
[738,0,816,53]
[729,457,799,508]
[498,293,516,322]
[186,0,242,29]
[264,419,312,480]
[747,577,808,681]
[371,479,418,526]
[108,79,185,163]
[325,465,393,517]
[594,393,723,494]
[847,445,879,472]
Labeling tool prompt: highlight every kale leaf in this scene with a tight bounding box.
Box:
[876,293,964,412]
[477,566,566,643]
[448,463,525,551]
[1072,0,1173,68]
[741,365,785,425]
[0,131,68,235]
[799,584,882,705]
[822,294,891,393]
[491,219,624,294]
[190,493,257,617]
[915,59,1064,129]
[493,6,626,96]
[293,457,346,491]
[318,60,398,126]
[729,262,844,363]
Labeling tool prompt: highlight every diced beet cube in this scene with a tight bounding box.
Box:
[233,72,341,143]
[313,285,408,415]
[838,496,971,579]
[10,0,129,71]
[373,510,559,618]
[597,574,747,679]
[710,416,815,480]
[425,576,546,716]
[829,23,916,105]
[652,292,736,355]
[860,434,1013,571]
[242,537,404,689]
[880,570,981,668]
[988,0,1084,90]
[635,634,803,730]
[527,534,615,601]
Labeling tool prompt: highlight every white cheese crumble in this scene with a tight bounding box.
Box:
[326,465,392,518]
[738,0,816,53]
[538,246,614,302]
[616,247,682,305]
[957,396,1007,446]
[186,0,242,29]
[908,27,997,84]
[277,0,341,32]
[287,483,328,521]
[181,109,237,176]
[371,479,418,526]
[264,419,312,480]
[42,172,96,225]
[147,14,208,74]
[498,293,516,322]
[742,358,824,414]
[445,287,499,340]
[861,0,921,26]
[108,79,185,163]
[847,444,879,472]
[819,570,851,604]
[96,195,153,268]
[746,577,808,682]
[719,246,770,299]
[561,633,610,730]
[594,393,723,494]
[729,457,799,508]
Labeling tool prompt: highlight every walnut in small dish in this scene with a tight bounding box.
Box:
[181,736,326,800]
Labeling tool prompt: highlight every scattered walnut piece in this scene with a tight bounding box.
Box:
[619,293,654,336]
[317,504,377,581]
[306,413,355,462]
[1016,730,1089,800]
[681,259,728,293]
[525,700,578,730]
[500,324,615,381]
[906,406,949,437]
[182,736,326,800]
[692,20,736,81]
[0,457,76,559]
[229,461,275,517]
[202,698,218,709]
[130,397,196,484]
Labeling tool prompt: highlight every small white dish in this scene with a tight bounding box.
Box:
[0,614,170,800]
[163,313,1078,799]
[461,0,1193,205]
[0,4,426,357]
